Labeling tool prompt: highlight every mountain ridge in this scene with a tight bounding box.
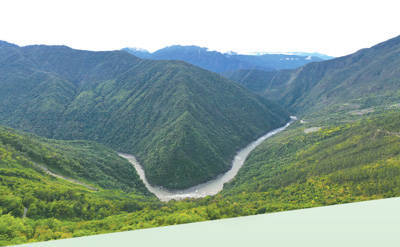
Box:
[0,41,289,189]
[226,35,400,115]
[122,45,328,74]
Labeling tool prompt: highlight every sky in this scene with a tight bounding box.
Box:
[0,0,399,57]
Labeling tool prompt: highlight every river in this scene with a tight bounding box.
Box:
[119,117,295,201]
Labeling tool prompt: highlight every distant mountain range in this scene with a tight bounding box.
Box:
[122,45,331,73]
[0,41,289,189]
[225,35,400,115]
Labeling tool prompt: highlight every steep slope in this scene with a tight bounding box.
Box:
[0,125,149,193]
[223,69,281,93]
[230,35,400,115]
[123,45,326,73]
[0,42,289,189]
[223,35,400,199]
[53,60,289,189]
[223,110,400,203]
[0,124,161,245]
[4,111,400,246]
[0,42,141,137]
[0,124,154,216]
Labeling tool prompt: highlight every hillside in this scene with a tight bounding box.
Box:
[222,109,400,204]
[228,35,400,115]
[223,35,400,198]
[0,125,164,245]
[0,124,155,219]
[123,45,326,74]
[0,125,149,194]
[222,69,282,93]
[0,41,289,189]
[4,110,400,246]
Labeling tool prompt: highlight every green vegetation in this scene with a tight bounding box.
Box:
[0,126,149,193]
[227,35,400,115]
[0,125,159,245]
[223,69,284,93]
[3,110,400,246]
[0,41,289,189]
[224,110,400,198]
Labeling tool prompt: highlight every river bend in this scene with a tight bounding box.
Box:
[119,117,295,201]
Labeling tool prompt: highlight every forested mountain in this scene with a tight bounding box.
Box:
[0,124,163,245]
[0,124,154,218]
[224,110,400,197]
[4,110,400,246]
[0,125,149,194]
[226,35,400,115]
[222,35,400,200]
[122,45,326,73]
[0,41,289,189]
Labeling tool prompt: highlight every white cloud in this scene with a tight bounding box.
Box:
[0,0,399,57]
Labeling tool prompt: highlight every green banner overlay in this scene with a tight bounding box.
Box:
[14,197,400,247]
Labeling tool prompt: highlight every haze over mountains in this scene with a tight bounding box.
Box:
[122,45,330,74]
[0,41,289,189]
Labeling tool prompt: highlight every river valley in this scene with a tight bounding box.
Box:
[119,117,295,201]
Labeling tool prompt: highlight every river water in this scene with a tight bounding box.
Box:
[119,117,295,201]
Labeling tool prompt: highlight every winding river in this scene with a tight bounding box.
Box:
[119,117,296,201]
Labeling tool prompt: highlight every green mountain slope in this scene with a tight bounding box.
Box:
[222,69,282,92]
[0,125,149,193]
[222,109,400,205]
[0,124,155,218]
[0,125,162,245]
[218,36,400,210]
[227,35,400,115]
[4,110,400,246]
[0,41,289,189]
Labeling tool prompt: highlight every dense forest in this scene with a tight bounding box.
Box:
[0,41,289,189]
[0,126,160,245]
[2,109,400,245]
